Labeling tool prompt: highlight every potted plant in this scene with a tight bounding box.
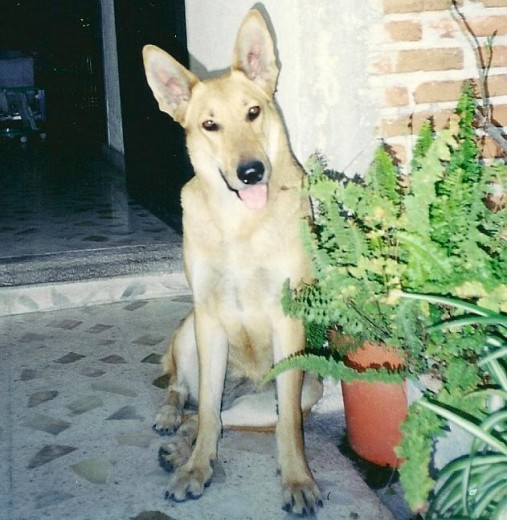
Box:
[399,293,507,518]
[265,82,506,505]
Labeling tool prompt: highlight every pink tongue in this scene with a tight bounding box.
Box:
[237,184,268,210]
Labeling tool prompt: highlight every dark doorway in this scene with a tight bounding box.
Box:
[0,0,107,149]
[115,0,190,231]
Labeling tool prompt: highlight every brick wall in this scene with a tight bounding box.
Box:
[370,0,507,166]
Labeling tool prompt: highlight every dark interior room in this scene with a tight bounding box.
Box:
[0,0,187,287]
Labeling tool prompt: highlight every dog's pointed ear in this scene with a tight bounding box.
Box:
[142,45,199,124]
[231,10,279,96]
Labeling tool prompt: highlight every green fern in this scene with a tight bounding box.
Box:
[411,119,434,171]
[429,83,494,290]
[264,352,405,385]
[396,404,444,512]
[271,83,506,513]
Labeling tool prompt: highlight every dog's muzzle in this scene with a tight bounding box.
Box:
[237,160,265,185]
[236,160,268,210]
[219,160,269,210]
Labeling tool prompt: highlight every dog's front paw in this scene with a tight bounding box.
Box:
[164,461,214,502]
[153,404,182,435]
[159,436,193,472]
[281,479,323,516]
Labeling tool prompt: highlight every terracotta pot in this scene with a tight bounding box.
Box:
[341,341,407,468]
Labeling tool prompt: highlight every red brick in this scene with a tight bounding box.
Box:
[386,144,408,166]
[480,136,505,159]
[430,18,458,39]
[488,75,507,97]
[395,48,464,72]
[385,21,422,42]
[491,104,507,126]
[380,109,455,138]
[383,0,458,13]
[414,79,478,103]
[414,78,507,104]
[467,16,507,37]
[486,46,507,68]
[384,86,410,107]
[482,0,507,6]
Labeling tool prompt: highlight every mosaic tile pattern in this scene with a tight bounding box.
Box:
[0,146,180,258]
[0,271,190,317]
[1,297,398,520]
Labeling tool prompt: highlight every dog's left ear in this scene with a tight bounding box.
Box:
[231,9,279,96]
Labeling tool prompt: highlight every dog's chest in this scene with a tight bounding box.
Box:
[208,252,281,311]
[190,229,290,311]
[183,183,309,322]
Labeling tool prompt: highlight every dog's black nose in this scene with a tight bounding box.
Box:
[237,160,265,185]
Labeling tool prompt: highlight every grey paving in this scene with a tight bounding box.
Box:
[1,297,399,520]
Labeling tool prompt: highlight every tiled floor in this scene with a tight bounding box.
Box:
[0,143,179,258]
[0,142,185,314]
[1,297,401,520]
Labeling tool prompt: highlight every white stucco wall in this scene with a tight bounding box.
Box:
[100,0,124,155]
[184,1,382,174]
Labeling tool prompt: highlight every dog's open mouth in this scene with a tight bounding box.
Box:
[237,184,268,210]
[219,169,269,210]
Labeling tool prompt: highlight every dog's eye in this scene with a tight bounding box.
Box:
[202,120,219,132]
[247,106,261,122]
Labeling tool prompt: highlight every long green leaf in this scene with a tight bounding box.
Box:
[418,400,507,456]
[479,347,507,392]
[479,346,507,365]
[399,291,495,317]
[494,496,507,520]
[429,459,507,518]
[478,410,507,441]
[474,470,507,517]
[432,315,507,331]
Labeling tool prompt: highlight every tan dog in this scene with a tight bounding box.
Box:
[143,9,323,515]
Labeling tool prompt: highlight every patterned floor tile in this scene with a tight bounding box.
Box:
[22,413,71,435]
[141,353,162,364]
[27,390,59,408]
[1,297,401,520]
[48,319,83,330]
[133,334,167,347]
[99,354,127,364]
[28,445,77,469]
[67,395,104,415]
[86,324,114,334]
[0,146,180,259]
[106,406,144,421]
[20,368,43,381]
[54,352,86,364]
[70,458,116,484]
[132,513,176,520]
[79,367,105,378]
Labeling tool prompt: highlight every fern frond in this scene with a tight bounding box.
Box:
[263,352,406,385]
[366,146,402,209]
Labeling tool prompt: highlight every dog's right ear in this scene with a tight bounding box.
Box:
[142,45,199,124]
[231,10,278,96]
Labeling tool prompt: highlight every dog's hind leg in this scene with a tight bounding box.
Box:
[153,313,199,435]
[164,310,229,502]
[153,381,188,435]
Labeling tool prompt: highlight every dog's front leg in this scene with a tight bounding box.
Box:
[165,307,228,502]
[274,318,322,515]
